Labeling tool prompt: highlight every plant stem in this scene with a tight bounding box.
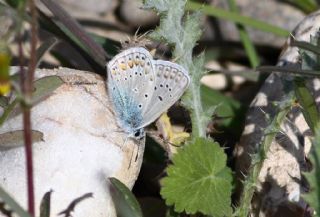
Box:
[23,109,34,216]
[21,0,38,216]
[235,93,294,217]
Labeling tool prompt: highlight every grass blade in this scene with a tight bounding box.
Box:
[186,1,290,37]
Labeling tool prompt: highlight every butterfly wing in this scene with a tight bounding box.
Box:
[139,60,190,128]
[107,47,156,133]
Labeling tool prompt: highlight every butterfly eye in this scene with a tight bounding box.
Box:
[134,131,140,137]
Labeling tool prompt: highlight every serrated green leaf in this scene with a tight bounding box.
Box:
[39,190,52,217]
[0,185,32,217]
[109,177,143,217]
[161,138,232,216]
[0,130,43,150]
[302,125,320,216]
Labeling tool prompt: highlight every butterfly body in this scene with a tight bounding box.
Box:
[107,47,190,140]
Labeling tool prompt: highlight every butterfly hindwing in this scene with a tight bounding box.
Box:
[139,60,190,128]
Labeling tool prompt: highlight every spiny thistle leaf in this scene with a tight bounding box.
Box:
[144,0,212,138]
[161,138,232,216]
[302,125,320,216]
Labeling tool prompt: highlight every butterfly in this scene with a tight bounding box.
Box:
[107,47,190,141]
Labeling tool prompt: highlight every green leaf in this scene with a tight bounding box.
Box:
[0,130,44,150]
[109,177,143,217]
[294,78,320,133]
[0,76,63,126]
[39,0,109,68]
[201,84,246,136]
[161,138,232,216]
[292,39,320,57]
[4,0,26,9]
[36,37,59,69]
[186,1,289,37]
[32,75,64,103]
[0,185,32,217]
[0,98,18,126]
[282,0,318,13]
[39,190,52,217]
[258,65,320,77]
[302,125,320,216]
[227,0,260,68]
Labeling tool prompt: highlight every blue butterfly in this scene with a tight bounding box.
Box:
[107,47,190,141]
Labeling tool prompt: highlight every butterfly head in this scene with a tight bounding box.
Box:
[131,128,145,141]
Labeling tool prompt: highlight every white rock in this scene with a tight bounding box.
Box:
[0,67,144,217]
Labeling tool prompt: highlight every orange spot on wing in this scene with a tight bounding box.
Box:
[119,63,127,70]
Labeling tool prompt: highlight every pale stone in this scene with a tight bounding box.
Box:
[0,67,144,217]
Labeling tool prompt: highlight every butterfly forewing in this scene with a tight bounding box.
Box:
[107,47,156,133]
[139,60,190,128]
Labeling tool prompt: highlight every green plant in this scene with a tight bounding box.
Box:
[143,0,233,216]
